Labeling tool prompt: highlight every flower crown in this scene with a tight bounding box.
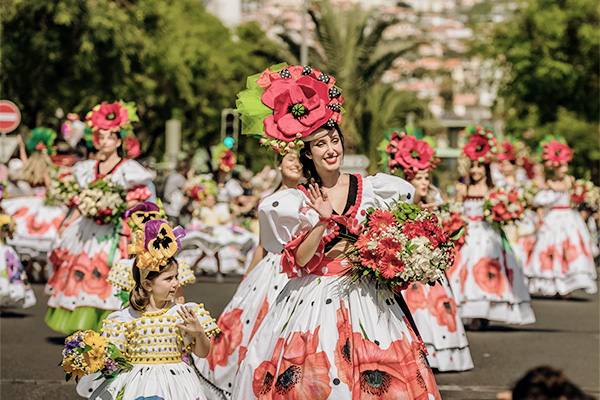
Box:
[125,201,166,232]
[190,180,218,203]
[27,127,57,155]
[379,129,439,179]
[539,136,573,168]
[462,125,497,164]
[85,100,141,158]
[497,139,518,162]
[213,139,236,173]
[127,219,186,273]
[236,63,344,155]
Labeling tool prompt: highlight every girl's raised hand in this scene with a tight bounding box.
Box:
[306,183,333,219]
[176,306,204,337]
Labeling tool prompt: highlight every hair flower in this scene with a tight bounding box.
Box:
[539,136,573,168]
[125,202,162,231]
[127,219,186,272]
[379,128,439,179]
[236,63,344,155]
[462,125,497,164]
[27,127,57,155]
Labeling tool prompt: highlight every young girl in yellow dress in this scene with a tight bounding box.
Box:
[86,219,221,400]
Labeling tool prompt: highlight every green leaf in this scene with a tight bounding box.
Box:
[449,226,466,241]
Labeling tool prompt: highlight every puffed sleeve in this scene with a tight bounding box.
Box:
[533,190,558,208]
[180,303,220,348]
[107,259,135,292]
[367,173,416,206]
[176,259,196,287]
[112,160,156,191]
[100,310,128,352]
[72,160,97,188]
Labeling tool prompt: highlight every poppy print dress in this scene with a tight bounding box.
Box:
[86,302,221,400]
[45,159,155,334]
[198,251,288,396]
[0,242,36,308]
[524,190,597,296]
[403,277,473,371]
[2,184,67,259]
[231,174,441,400]
[447,197,535,324]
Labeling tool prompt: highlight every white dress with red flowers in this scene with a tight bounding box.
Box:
[2,185,67,259]
[403,278,473,371]
[196,252,287,396]
[447,197,535,324]
[0,243,36,308]
[524,190,597,296]
[44,159,155,334]
[232,174,441,400]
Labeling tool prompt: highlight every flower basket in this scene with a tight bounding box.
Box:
[60,330,132,383]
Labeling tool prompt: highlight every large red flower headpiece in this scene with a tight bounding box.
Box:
[540,137,573,168]
[380,129,439,179]
[85,100,140,158]
[236,63,344,154]
[462,125,497,164]
[497,140,517,162]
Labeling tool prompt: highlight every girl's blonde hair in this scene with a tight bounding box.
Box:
[129,258,178,312]
[20,152,53,185]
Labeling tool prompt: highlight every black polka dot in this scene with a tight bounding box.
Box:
[170,369,176,375]
[326,299,332,304]
[253,287,256,291]
[272,201,279,207]
[228,383,232,387]
[274,286,278,290]
[407,193,412,199]
[374,340,380,346]
[333,378,340,385]
[89,389,93,393]
[246,320,250,324]
[299,300,303,305]
[385,299,391,306]
[311,301,314,306]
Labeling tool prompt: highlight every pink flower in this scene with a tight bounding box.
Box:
[262,77,333,142]
[86,102,129,131]
[463,126,497,163]
[125,137,141,158]
[542,139,573,167]
[497,141,516,162]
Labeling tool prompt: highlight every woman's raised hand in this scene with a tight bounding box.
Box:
[306,183,333,219]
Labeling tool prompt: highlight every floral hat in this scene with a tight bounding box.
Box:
[213,139,236,173]
[236,63,344,155]
[378,128,439,179]
[539,136,573,168]
[27,127,57,155]
[189,179,218,203]
[85,100,141,159]
[127,219,186,274]
[125,201,166,232]
[497,138,518,162]
[462,125,497,164]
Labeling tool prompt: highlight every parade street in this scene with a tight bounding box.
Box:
[1,277,598,400]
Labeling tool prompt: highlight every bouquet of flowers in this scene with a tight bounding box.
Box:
[483,188,525,229]
[0,214,16,244]
[521,180,539,208]
[345,201,458,293]
[78,176,127,225]
[60,330,132,382]
[434,201,468,249]
[45,168,81,207]
[571,179,600,211]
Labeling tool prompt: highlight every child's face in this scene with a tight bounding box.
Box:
[146,264,179,305]
[205,194,216,207]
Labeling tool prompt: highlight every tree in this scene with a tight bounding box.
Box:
[477,0,600,182]
[0,0,281,165]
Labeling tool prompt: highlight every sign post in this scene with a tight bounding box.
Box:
[0,100,21,163]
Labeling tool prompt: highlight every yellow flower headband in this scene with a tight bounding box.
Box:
[127,219,186,275]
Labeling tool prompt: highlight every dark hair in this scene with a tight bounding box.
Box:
[299,123,345,187]
[468,160,494,189]
[512,366,594,400]
[129,258,178,312]
[175,160,189,174]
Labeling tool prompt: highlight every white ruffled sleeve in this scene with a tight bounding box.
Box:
[100,310,128,352]
[72,160,97,188]
[367,173,416,206]
[258,188,318,254]
[533,190,558,208]
[112,160,155,191]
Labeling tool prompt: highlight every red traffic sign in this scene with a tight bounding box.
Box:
[0,100,21,133]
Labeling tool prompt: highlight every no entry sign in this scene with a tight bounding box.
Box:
[0,100,21,133]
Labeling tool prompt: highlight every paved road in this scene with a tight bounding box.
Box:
[1,277,598,399]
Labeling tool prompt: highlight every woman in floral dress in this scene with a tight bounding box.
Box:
[231,64,440,399]
[380,129,473,371]
[198,151,302,396]
[448,126,535,330]
[524,137,597,296]
[45,101,154,334]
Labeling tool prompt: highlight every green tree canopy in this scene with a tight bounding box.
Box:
[0,0,281,166]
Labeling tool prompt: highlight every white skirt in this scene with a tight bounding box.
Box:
[447,220,535,325]
[197,253,288,395]
[232,273,441,399]
[524,208,597,296]
[403,278,473,372]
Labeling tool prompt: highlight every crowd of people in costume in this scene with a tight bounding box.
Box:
[0,63,597,400]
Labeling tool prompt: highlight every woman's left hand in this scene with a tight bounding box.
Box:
[176,306,204,337]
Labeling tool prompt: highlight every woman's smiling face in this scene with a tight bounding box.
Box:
[307,128,344,174]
